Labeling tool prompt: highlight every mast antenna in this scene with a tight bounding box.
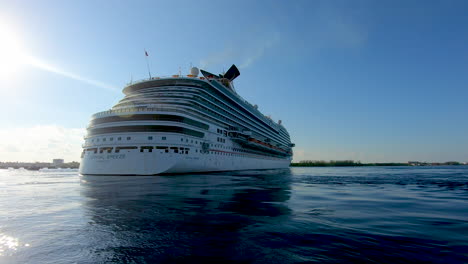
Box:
[144,49,152,79]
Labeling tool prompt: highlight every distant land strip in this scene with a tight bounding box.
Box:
[290,160,467,167]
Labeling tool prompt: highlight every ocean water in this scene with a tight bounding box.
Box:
[0,166,467,263]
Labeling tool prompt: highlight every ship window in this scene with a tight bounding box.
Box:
[127,137,131,140]
[91,139,94,142]
[116,146,137,151]
[97,139,100,142]
[181,138,183,141]
[103,138,106,142]
[118,137,121,141]
[156,146,167,149]
[162,137,166,140]
[110,137,113,141]
[191,140,193,143]
[170,147,178,153]
[148,136,153,140]
[186,139,188,142]
[195,141,198,144]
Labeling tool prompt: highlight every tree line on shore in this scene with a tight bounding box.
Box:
[289,160,465,167]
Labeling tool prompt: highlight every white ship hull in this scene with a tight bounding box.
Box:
[79,149,291,175]
[79,65,294,175]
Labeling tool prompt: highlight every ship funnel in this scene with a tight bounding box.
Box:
[223,64,240,82]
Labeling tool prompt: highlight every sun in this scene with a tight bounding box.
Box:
[0,23,26,80]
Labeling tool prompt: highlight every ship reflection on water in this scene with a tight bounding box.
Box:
[80,169,292,262]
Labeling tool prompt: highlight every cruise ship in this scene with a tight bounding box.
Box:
[79,65,294,175]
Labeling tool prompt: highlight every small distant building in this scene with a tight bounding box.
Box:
[52,159,64,167]
[408,161,422,166]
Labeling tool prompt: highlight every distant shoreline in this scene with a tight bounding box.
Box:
[290,160,467,167]
[290,163,408,167]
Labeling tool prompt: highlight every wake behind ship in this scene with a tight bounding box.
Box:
[79,65,294,175]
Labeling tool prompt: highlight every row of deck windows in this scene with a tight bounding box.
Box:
[92,137,132,142]
[84,147,274,158]
[86,146,253,156]
[84,143,285,159]
[91,136,169,143]
[88,136,206,149]
[89,137,259,155]
[86,146,192,154]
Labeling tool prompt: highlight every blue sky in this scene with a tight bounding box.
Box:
[0,0,467,162]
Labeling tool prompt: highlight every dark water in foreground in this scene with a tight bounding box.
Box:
[0,167,467,263]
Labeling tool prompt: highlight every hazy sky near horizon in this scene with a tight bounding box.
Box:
[0,0,467,163]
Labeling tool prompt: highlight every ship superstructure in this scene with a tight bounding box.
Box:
[79,65,294,175]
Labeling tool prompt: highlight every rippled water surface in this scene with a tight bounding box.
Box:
[0,166,467,263]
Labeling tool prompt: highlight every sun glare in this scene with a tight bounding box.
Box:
[0,20,116,91]
[0,23,27,79]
